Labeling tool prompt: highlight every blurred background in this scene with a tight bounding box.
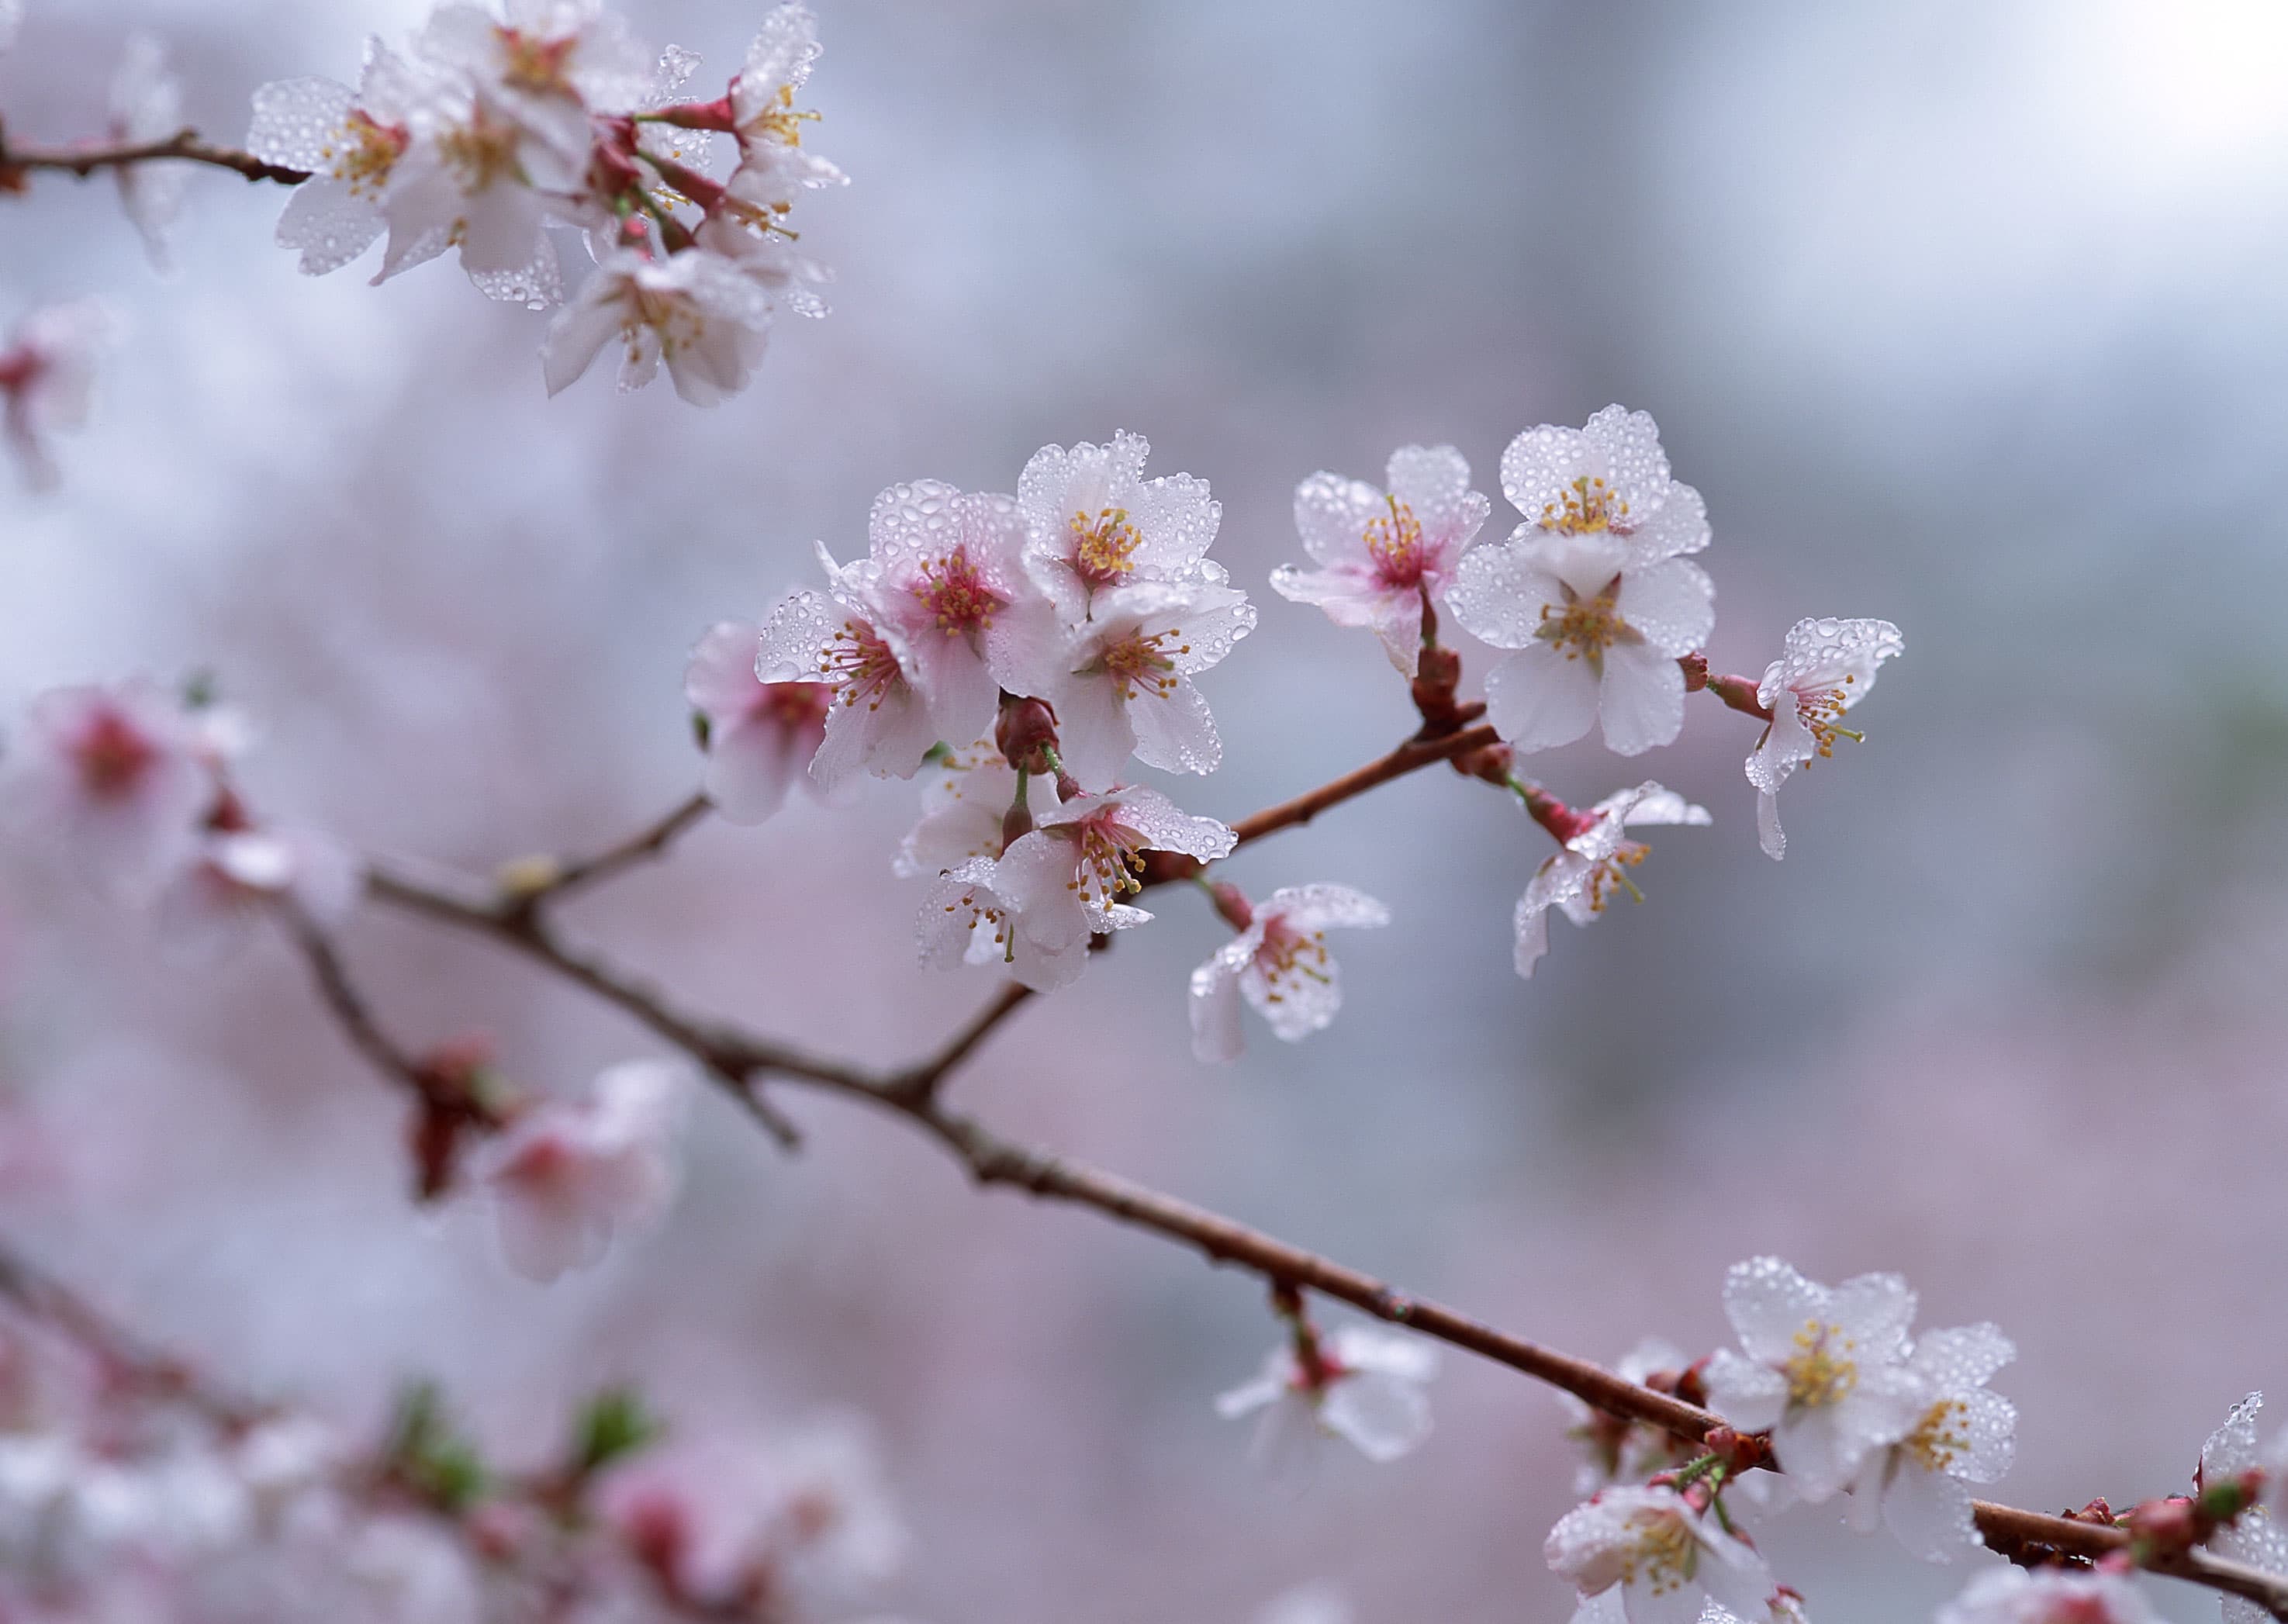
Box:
[4,0,2288,1617]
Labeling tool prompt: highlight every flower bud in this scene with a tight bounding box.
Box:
[995,695,1061,776]
[1207,881,1253,931]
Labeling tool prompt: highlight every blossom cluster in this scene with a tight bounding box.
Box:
[686,409,1903,1066]
[244,0,842,403]
[0,1297,904,1624]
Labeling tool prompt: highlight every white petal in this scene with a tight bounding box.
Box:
[1292,472,1384,567]
[1722,1256,1828,1363]
[1882,1462,1980,1564]
[1596,642,1686,756]
[1188,949,1248,1063]
[1756,790,1786,861]
[1445,534,1565,649]
[1701,1350,1787,1434]
[1484,644,1600,753]
[1127,679,1223,776]
[1319,1371,1429,1463]
[1616,558,1715,655]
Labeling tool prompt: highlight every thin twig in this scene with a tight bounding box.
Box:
[885,982,1034,1105]
[1223,720,1498,852]
[287,907,430,1094]
[504,791,714,917]
[0,126,310,185]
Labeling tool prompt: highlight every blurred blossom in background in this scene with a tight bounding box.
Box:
[3,1,2287,1619]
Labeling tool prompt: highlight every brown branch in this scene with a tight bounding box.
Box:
[0,126,310,185]
[331,735,2288,1618]
[287,907,431,1096]
[499,791,714,918]
[1223,717,1496,852]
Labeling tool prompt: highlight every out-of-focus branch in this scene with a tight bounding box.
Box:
[0,126,311,185]
[330,731,2288,1618]
[497,791,714,918]
[0,1243,262,1430]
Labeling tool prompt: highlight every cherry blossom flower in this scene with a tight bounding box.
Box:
[1216,1325,1436,1468]
[1934,1567,2158,1624]
[420,0,655,150]
[723,3,845,215]
[1840,1323,2016,1562]
[247,42,440,279]
[12,679,212,900]
[155,825,360,961]
[1702,1257,1930,1505]
[755,555,936,790]
[915,857,1090,993]
[684,620,831,823]
[0,300,119,490]
[893,741,1058,879]
[1188,884,1390,1063]
[107,34,187,271]
[1014,579,1256,789]
[1271,445,1491,675]
[1746,617,1904,861]
[469,1059,687,1282]
[994,786,1236,951]
[1514,783,1709,979]
[1545,1484,1775,1624]
[372,36,591,300]
[855,482,1037,747]
[2203,1394,2288,1624]
[542,246,772,403]
[1016,432,1223,623]
[596,1419,901,1614]
[1447,406,1714,756]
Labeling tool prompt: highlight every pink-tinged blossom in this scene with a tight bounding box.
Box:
[155,826,359,962]
[542,246,772,404]
[1014,579,1256,789]
[684,620,830,823]
[994,786,1236,950]
[1841,1324,2016,1563]
[1188,884,1389,1063]
[1935,1567,2158,1624]
[1702,1257,1929,1505]
[595,1421,902,1615]
[915,858,1089,993]
[247,43,436,278]
[755,555,936,790]
[893,741,1058,879]
[1017,432,1223,623]
[1447,406,1715,756]
[723,3,845,214]
[469,1059,686,1283]
[1514,783,1709,980]
[1271,445,1492,676]
[1747,617,1903,861]
[1545,1484,1775,1624]
[2202,1394,2288,1624]
[858,482,1037,748]
[1216,1326,1436,1468]
[0,300,119,491]
[107,34,187,272]
[13,679,212,900]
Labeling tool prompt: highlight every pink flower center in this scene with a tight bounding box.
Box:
[323,110,406,196]
[1097,626,1188,702]
[914,546,1007,637]
[815,620,906,711]
[1363,496,1428,589]
[1254,919,1332,1006]
[939,879,1014,962]
[1535,575,1639,669]
[495,27,579,97]
[1536,474,1630,536]
[754,682,832,730]
[71,710,157,800]
[438,104,524,193]
[1068,506,1141,587]
[501,1132,579,1193]
[1065,814,1150,910]
[1791,679,1861,759]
